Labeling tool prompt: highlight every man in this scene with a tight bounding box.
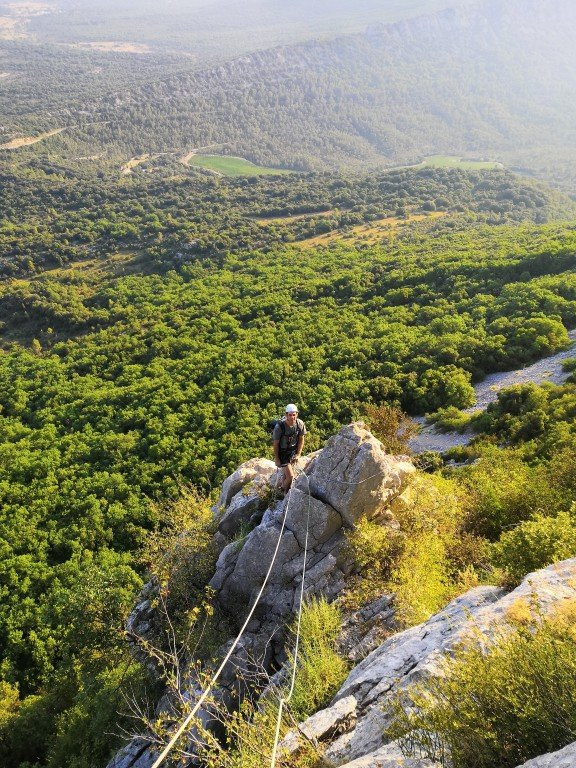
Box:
[273,403,306,493]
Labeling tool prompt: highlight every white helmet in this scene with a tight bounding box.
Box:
[285,403,298,413]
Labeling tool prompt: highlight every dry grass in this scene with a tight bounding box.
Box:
[68,41,152,54]
[0,128,65,150]
[254,209,337,225]
[296,211,446,248]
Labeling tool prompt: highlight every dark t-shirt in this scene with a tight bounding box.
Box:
[273,418,306,459]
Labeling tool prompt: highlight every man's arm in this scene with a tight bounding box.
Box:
[273,440,282,467]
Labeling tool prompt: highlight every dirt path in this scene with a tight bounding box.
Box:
[0,127,65,149]
[120,151,174,175]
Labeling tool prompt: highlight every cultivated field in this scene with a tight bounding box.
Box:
[185,154,291,177]
[419,155,503,170]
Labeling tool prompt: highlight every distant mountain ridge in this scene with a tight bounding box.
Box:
[56,0,574,189]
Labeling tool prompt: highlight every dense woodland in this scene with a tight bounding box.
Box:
[1,166,572,276]
[1,158,576,765]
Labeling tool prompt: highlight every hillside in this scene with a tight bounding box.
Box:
[2,160,576,765]
[5,0,576,190]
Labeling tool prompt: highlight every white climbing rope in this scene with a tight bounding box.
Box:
[150,450,407,767]
[269,469,312,768]
[150,473,300,768]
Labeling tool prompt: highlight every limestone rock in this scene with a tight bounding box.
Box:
[317,559,576,766]
[336,740,438,767]
[213,457,276,515]
[210,425,414,628]
[514,741,576,768]
[109,424,416,768]
[296,423,415,527]
[106,739,156,768]
[280,696,357,757]
[338,595,396,663]
[217,484,268,539]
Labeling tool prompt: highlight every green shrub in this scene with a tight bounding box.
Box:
[391,532,452,626]
[201,599,347,768]
[345,473,488,625]
[387,612,576,768]
[288,598,348,721]
[460,445,538,539]
[427,406,473,434]
[492,509,576,585]
[561,356,576,372]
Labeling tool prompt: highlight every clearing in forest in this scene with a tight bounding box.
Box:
[419,155,503,170]
[253,209,337,225]
[120,152,173,175]
[296,211,447,248]
[185,154,291,177]
[0,127,65,149]
[68,41,152,54]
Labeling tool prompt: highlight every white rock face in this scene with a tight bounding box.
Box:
[316,559,576,766]
[298,423,415,527]
[514,741,576,768]
[210,424,414,628]
[212,457,277,514]
[336,741,439,768]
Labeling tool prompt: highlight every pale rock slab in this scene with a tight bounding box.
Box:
[213,457,276,514]
[336,740,438,767]
[296,423,415,527]
[319,559,576,766]
[514,741,576,768]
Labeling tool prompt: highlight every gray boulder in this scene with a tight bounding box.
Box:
[514,741,576,768]
[210,424,413,629]
[308,559,576,767]
[336,741,438,768]
[296,423,414,527]
[212,457,276,515]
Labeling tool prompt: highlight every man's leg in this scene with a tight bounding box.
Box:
[283,461,295,492]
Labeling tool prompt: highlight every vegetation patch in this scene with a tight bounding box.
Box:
[419,155,503,170]
[0,128,65,150]
[186,154,291,177]
[296,211,446,248]
[387,609,576,768]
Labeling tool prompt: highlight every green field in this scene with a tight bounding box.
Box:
[420,155,504,170]
[186,154,291,176]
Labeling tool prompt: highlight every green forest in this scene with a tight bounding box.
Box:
[2,0,576,763]
[1,157,576,765]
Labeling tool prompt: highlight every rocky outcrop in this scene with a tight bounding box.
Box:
[514,741,576,768]
[284,559,576,767]
[109,416,576,768]
[210,424,414,635]
[108,423,414,768]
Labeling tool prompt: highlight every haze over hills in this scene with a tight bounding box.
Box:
[16,0,471,57]
[3,0,576,191]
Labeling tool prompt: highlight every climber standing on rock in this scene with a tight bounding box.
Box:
[273,403,306,493]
